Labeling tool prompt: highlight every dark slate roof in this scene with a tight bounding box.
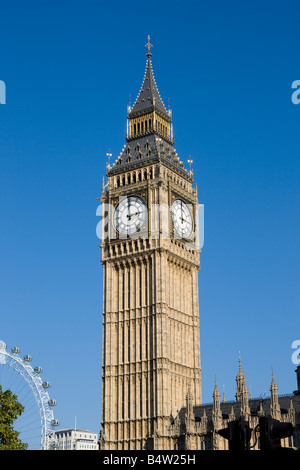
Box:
[128,56,170,121]
[107,133,192,181]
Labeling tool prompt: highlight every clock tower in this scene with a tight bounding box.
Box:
[99,37,202,450]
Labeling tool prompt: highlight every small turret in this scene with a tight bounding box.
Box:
[212,378,222,429]
[270,370,281,420]
[235,353,250,418]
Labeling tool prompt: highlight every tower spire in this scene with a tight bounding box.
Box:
[108,37,192,182]
[129,36,169,120]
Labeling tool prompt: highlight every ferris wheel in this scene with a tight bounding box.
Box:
[0,340,59,450]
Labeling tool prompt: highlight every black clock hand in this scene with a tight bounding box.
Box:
[126,206,140,220]
[127,199,130,219]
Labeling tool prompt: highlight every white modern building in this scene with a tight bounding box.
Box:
[53,428,98,450]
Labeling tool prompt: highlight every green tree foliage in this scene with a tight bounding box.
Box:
[0,385,28,450]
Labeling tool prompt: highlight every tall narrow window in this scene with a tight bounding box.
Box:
[140,377,143,417]
[128,380,130,419]
[145,373,148,417]
[122,271,125,310]
[128,270,130,309]
[139,268,142,307]
[145,266,148,306]
[128,324,130,363]
[145,319,148,361]
[122,379,125,419]
[139,323,142,360]
[149,259,152,304]
[122,325,125,363]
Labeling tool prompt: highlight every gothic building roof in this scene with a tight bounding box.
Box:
[172,364,300,438]
[190,394,300,424]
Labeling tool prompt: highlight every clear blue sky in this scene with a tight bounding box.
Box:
[0,0,299,442]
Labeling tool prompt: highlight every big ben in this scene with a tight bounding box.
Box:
[99,37,202,451]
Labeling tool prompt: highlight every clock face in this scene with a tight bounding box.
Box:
[113,196,147,235]
[171,199,193,239]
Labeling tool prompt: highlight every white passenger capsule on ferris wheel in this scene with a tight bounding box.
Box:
[42,381,51,389]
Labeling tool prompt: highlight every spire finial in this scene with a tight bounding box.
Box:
[188,157,193,177]
[106,149,112,170]
[145,35,153,57]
